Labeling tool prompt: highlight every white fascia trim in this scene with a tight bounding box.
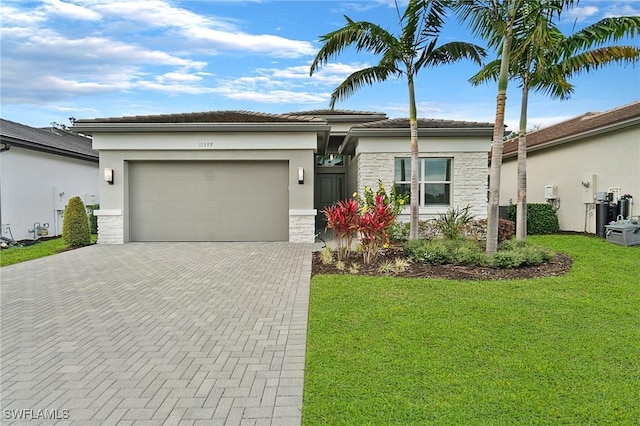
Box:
[289,209,317,216]
[94,209,122,216]
[73,122,331,134]
[340,127,494,154]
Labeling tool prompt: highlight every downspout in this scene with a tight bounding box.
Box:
[0,142,10,237]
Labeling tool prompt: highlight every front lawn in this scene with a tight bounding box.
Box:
[303,235,640,425]
[0,235,97,267]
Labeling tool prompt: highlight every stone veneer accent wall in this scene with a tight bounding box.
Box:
[95,211,124,244]
[357,152,488,219]
[289,210,317,243]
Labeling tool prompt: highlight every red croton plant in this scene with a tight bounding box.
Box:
[323,188,399,264]
[322,198,360,261]
[359,194,396,264]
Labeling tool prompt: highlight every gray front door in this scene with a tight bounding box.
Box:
[315,173,345,228]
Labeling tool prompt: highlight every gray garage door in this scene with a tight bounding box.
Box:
[129,161,289,241]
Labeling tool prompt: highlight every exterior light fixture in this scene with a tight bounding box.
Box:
[298,167,304,184]
[104,168,114,185]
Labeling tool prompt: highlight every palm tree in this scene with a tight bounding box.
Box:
[452,0,575,254]
[310,0,485,240]
[470,15,640,239]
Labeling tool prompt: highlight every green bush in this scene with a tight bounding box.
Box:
[86,204,99,234]
[493,239,556,268]
[404,238,489,266]
[405,237,554,269]
[62,196,91,247]
[507,203,560,235]
[435,205,474,240]
[389,221,410,241]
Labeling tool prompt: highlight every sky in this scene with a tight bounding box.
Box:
[1,0,639,131]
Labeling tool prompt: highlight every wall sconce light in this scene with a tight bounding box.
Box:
[298,167,304,184]
[104,168,114,185]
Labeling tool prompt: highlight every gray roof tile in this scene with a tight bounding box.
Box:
[74,110,326,124]
[1,119,97,160]
[353,117,495,129]
[502,101,640,155]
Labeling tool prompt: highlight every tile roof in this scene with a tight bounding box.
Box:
[74,110,326,124]
[503,101,640,156]
[352,117,495,129]
[1,118,97,161]
[288,109,386,116]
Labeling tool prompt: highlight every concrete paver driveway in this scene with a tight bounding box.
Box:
[1,242,312,425]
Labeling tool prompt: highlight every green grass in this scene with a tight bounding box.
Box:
[303,235,640,425]
[0,235,97,267]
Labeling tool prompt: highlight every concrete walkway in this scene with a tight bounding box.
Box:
[1,242,312,425]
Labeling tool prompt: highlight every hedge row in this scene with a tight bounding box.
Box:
[507,203,559,235]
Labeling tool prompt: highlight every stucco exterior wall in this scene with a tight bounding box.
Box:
[500,125,640,233]
[0,147,98,241]
[356,151,489,221]
[93,131,317,243]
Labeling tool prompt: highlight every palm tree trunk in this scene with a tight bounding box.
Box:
[486,5,515,255]
[516,82,529,239]
[408,75,420,240]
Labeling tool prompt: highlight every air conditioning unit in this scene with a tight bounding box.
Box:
[545,184,558,199]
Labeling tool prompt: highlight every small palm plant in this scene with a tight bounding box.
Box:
[434,205,474,240]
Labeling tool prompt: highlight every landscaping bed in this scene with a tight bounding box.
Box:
[312,243,572,280]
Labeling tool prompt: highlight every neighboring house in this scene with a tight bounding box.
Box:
[0,119,99,241]
[499,101,640,234]
[72,110,494,244]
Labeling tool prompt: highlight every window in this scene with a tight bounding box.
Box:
[394,158,452,206]
[316,154,344,167]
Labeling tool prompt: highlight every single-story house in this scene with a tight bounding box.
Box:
[0,119,99,242]
[499,101,640,234]
[72,110,494,244]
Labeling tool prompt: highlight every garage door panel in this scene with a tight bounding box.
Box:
[129,161,288,241]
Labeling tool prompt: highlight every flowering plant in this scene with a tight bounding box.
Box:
[353,180,408,217]
[359,194,396,264]
[323,198,360,260]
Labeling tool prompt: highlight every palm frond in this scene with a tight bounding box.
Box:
[310,18,399,75]
[468,59,502,86]
[560,16,640,56]
[417,40,486,69]
[559,45,640,78]
[329,65,400,108]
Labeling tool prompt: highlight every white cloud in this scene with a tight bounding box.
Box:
[0,4,46,26]
[43,0,101,21]
[565,6,600,23]
[221,89,329,104]
[601,1,640,17]
[86,0,315,58]
[255,62,371,86]
[183,27,316,57]
[157,71,208,83]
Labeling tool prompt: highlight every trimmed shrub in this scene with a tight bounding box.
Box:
[86,204,99,234]
[62,196,91,247]
[493,239,556,268]
[404,238,489,266]
[507,203,560,235]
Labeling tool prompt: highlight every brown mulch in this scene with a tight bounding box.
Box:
[312,245,572,280]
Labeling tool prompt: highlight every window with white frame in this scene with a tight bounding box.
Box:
[394,158,452,206]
